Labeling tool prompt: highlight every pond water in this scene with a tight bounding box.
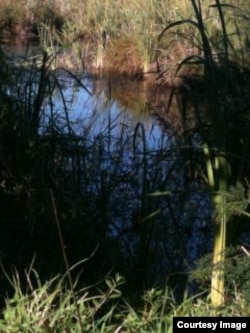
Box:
[43,73,169,145]
[3,41,213,288]
[43,70,212,275]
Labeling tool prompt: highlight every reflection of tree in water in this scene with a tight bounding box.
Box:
[91,75,188,129]
[92,76,149,115]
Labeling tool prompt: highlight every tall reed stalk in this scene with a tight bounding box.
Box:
[159,0,250,307]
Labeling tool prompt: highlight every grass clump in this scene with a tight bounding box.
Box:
[0,267,125,332]
[1,0,250,76]
[1,268,250,332]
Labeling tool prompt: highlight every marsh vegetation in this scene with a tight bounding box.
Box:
[0,0,250,331]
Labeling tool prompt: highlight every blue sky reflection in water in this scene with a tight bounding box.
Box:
[42,74,171,151]
[41,73,213,284]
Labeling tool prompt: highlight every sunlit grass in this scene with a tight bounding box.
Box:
[0,267,249,332]
[0,264,125,332]
[1,1,250,74]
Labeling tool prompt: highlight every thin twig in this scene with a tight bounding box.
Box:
[50,189,84,333]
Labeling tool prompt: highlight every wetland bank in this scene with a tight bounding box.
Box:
[1,1,250,331]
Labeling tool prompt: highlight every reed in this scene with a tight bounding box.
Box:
[161,0,250,307]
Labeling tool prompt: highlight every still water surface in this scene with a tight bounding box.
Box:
[43,70,213,272]
[4,43,213,286]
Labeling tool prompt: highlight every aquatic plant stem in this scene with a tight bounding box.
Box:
[210,157,228,307]
[204,145,227,306]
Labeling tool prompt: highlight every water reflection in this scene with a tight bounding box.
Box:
[42,73,173,151]
[41,72,212,287]
[2,38,212,288]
